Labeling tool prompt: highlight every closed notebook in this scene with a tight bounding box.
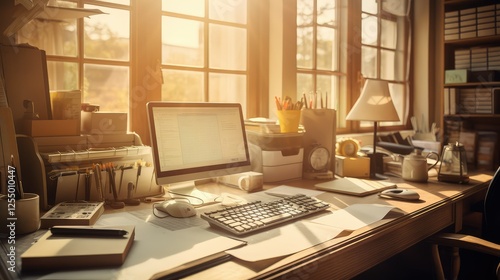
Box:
[21,225,135,271]
[315,177,396,196]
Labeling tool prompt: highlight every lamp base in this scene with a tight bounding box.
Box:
[368,152,386,180]
[438,173,469,184]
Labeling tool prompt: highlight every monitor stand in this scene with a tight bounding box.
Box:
[165,180,219,207]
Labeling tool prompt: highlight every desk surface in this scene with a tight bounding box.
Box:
[1,173,493,280]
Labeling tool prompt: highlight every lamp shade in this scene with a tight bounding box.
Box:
[346,79,400,122]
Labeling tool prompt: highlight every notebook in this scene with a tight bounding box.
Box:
[21,225,135,271]
[315,177,396,196]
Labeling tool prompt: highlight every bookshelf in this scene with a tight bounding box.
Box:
[441,0,500,170]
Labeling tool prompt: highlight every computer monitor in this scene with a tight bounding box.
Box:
[147,101,252,193]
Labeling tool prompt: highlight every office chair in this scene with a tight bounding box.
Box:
[428,166,500,280]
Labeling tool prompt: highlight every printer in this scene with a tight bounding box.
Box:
[246,125,304,183]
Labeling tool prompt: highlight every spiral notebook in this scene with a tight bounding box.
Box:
[315,177,396,196]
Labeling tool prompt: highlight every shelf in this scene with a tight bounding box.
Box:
[444,82,500,88]
[445,35,500,47]
[444,114,500,118]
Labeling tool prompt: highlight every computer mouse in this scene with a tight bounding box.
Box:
[379,188,420,201]
[155,200,196,218]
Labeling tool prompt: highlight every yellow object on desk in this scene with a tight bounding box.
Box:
[277,110,301,133]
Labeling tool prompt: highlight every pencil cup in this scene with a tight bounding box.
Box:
[0,193,40,235]
[277,110,301,133]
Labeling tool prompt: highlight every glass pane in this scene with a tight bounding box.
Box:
[361,46,377,78]
[297,73,313,101]
[84,5,129,61]
[297,0,314,26]
[47,61,78,91]
[18,20,77,57]
[317,26,336,71]
[209,0,247,24]
[161,69,204,102]
[317,74,338,109]
[381,18,397,49]
[209,24,246,70]
[362,14,378,46]
[381,49,395,80]
[162,17,204,67]
[84,64,129,113]
[362,0,378,14]
[297,27,313,69]
[209,73,246,114]
[162,0,204,17]
[317,0,336,26]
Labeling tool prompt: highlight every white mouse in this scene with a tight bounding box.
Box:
[155,200,196,218]
[379,188,420,201]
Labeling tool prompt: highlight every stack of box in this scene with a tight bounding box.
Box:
[444,4,500,41]
[457,87,500,114]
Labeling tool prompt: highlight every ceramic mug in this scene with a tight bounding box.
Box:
[0,193,40,235]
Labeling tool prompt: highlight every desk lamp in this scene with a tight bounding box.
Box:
[346,79,400,179]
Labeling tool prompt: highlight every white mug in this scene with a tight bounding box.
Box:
[0,193,40,235]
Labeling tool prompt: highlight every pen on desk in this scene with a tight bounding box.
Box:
[265,192,293,198]
[50,226,128,237]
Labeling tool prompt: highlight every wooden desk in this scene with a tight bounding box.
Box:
[186,173,492,279]
[0,173,492,280]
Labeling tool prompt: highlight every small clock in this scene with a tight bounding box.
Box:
[308,145,330,172]
[336,138,360,157]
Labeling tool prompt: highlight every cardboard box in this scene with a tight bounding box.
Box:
[445,69,469,84]
[335,155,370,178]
[24,120,80,137]
[81,112,128,134]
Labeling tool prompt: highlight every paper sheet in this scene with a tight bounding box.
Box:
[310,204,396,231]
[227,220,343,262]
[226,203,395,262]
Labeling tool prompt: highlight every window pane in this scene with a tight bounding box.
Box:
[381,18,397,49]
[361,14,378,46]
[162,17,204,67]
[209,0,247,24]
[84,64,129,113]
[47,61,78,91]
[18,20,77,57]
[297,27,313,69]
[317,0,336,26]
[381,49,395,80]
[209,24,246,70]
[317,74,338,109]
[162,0,204,16]
[162,69,204,102]
[297,0,314,26]
[209,73,246,112]
[361,46,377,78]
[362,0,378,14]
[317,26,336,71]
[84,5,129,61]
[297,73,314,99]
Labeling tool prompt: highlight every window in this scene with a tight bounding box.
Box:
[296,0,344,109]
[360,0,409,129]
[161,0,249,115]
[18,0,131,114]
[294,0,410,133]
[14,0,411,141]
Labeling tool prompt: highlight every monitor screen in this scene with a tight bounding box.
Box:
[147,102,251,187]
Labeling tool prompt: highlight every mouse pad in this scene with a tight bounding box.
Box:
[315,177,396,196]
